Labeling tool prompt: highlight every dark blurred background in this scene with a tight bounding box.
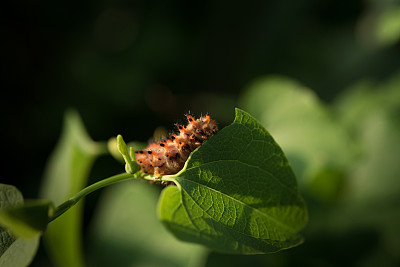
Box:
[2,0,400,195]
[1,0,400,266]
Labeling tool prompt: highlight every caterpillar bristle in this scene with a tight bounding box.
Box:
[135,114,218,176]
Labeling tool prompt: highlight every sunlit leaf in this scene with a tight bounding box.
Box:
[158,108,307,254]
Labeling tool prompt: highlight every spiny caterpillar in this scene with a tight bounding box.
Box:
[135,114,218,177]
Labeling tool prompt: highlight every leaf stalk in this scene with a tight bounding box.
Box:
[49,172,134,222]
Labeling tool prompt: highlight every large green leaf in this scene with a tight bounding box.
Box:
[0,184,40,267]
[158,108,307,254]
[39,110,107,267]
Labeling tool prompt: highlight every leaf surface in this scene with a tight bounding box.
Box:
[158,108,307,254]
[0,184,40,267]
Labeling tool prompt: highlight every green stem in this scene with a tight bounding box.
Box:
[49,172,134,222]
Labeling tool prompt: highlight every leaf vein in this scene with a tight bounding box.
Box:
[179,178,297,233]
[185,159,296,195]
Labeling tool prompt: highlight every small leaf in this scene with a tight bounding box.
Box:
[108,137,147,164]
[116,135,140,174]
[0,184,40,267]
[158,108,308,254]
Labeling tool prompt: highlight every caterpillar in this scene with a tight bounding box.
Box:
[135,114,218,177]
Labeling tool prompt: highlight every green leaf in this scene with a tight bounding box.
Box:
[0,184,40,267]
[116,134,141,174]
[88,180,207,267]
[107,137,146,164]
[39,110,107,267]
[158,108,308,254]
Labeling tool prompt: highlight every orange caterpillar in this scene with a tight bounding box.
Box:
[135,114,218,177]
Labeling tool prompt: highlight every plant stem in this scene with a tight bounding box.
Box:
[48,172,134,222]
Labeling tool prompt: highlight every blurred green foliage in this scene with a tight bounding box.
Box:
[39,110,106,267]
[88,180,207,267]
[1,0,400,266]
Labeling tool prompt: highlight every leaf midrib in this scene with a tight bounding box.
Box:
[184,159,297,196]
[176,177,299,235]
